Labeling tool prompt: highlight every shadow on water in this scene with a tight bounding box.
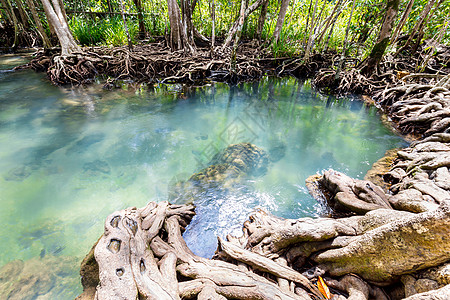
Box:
[0,55,406,298]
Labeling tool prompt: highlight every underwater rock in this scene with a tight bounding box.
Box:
[4,165,32,181]
[83,160,111,176]
[169,143,269,204]
[209,142,269,177]
[0,255,79,300]
[76,239,100,300]
[66,133,105,154]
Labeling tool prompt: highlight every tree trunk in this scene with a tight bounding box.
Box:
[16,0,30,29]
[360,0,400,76]
[303,0,319,60]
[335,0,355,80]
[391,0,415,46]
[40,0,80,55]
[394,0,436,57]
[118,0,133,50]
[255,0,269,41]
[230,0,247,74]
[181,0,195,50]
[271,0,290,44]
[26,0,52,48]
[132,0,146,39]
[221,0,265,49]
[210,0,216,50]
[2,0,20,50]
[324,5,343,51]
[315,0,344,47]
[166,0,195,53]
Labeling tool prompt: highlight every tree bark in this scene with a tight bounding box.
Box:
[360,0,400,76]
[16,0,30,29]
[221,0,265,49]
[394,0,436,57]
[26,0,52,48]
[335,0,355,81]
[304,0,319,60]
[1,0,19,50]
[118,0,133,50]
[40,0,80,55]
[230,0,247,74]
[210,0,215,49]
[272,0,290,44]
[391,0,415,46]
[132,0,146,39]
[166,0,195,53]
[315,0,344,47]
[255,0,269,41]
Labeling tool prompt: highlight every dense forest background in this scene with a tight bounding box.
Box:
[1,0,449,54]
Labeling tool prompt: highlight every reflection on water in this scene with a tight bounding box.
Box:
[0,56,406,299]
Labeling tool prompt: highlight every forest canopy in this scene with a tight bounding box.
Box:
[1,0,449,55]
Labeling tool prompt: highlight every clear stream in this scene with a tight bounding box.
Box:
[0,54,406,299]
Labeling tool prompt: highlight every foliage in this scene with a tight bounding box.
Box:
[69,15,138,46]
[1,0,449,55]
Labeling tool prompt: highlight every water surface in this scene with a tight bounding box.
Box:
[0,55,405,299]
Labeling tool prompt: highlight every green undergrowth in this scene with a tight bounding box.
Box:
[69,16,139,47]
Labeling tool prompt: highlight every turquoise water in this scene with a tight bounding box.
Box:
[0,55,405,299]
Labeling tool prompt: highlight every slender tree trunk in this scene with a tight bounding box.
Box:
[222,0,265,49]
[304,0,319,60]
[324,8,342,52]
[16,0,30,29]
[315,0,344,47]
[255,0,269,41]
[40,0,81,55]
[419,15,450,72]
[394,0,436,57]
[335,0,355,81]
[2,0,20,50]
[284,0,297,35]
[210,0,216,49]
[132,0,146,39]
[302,0,313,46]
[410,0,444,55]
[272,0,290,44]
[117,0,133,50]
[231,0,247,73]
[360,0,400,76]
[391,0,414,46]
[26,0,52,48]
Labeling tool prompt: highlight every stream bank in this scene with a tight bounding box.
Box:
[73,42,450,299]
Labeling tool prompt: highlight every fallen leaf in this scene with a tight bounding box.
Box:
[317,276,331,299]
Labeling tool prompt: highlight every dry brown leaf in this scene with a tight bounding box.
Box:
[317,276,331,299]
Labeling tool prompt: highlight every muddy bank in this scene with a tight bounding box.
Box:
[22,42,333,86]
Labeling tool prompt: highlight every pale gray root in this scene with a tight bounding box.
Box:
[283,209,411,268]
[326,275,370,300]
[177,261,305,300]
[319,169,392,214]
[389,189,439,213]
[403,284,450,300]
[217,237,322,298]
[92,200,322,300]
[94,202,185,300]
[244,209,358,255]
[313,201,450,283]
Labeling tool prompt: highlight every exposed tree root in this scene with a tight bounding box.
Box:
[25,42,329,86]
